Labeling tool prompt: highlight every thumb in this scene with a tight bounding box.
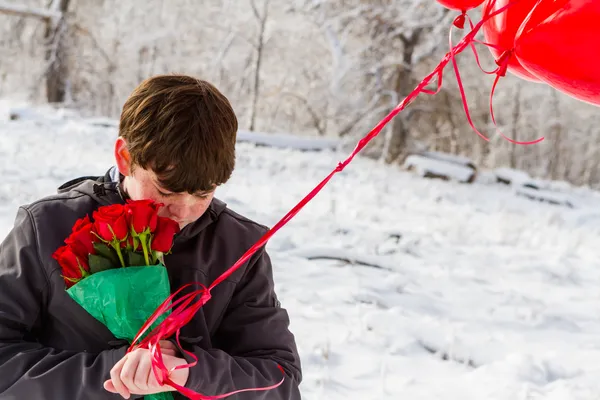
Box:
[104,380,117,393]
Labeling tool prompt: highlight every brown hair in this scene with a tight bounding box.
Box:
[119,74,237,194]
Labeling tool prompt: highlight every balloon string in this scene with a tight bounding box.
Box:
[469,0,545,145]
[459,0,544,145]
[130,284,287,399]
[158,366,286,400]
[449,20,490,140]
[489,60,545,144]
[465,15,502,75]
[127,1,543,398]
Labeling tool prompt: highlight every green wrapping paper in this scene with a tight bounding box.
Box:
[67,265,174,400]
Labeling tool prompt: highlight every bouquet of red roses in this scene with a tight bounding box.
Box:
[52,199,180,400]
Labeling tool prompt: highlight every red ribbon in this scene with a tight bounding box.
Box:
[457,1,544,144]
[127,1,544,398]
[127,283,285,399]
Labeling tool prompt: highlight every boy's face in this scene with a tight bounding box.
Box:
[115,138,214,229]
[125,167,214,229]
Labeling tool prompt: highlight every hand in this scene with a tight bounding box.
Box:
[129,340,180,357]
[104,341,189,399]
[157,339,182,357]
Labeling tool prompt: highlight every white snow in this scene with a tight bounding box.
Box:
[2,103,338,151]
[237,130,339,151]
[3,105,600,399]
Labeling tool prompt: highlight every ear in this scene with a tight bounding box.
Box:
[114,137,132,176]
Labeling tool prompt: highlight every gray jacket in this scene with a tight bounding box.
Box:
[0,169,301,399]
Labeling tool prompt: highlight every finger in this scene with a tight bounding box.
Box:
[162,348,177,357]
[148,344,177,363]
[161,354,187,392]
[159,340,179,353]
[109,355,131,399]
[120,350,143,395]
[134,349,152,393]
[154,341,177,357]
[146,362,167,392]
[159,340,175,349]
[103,380,117,393]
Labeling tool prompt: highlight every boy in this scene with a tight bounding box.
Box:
[0,75,302,399]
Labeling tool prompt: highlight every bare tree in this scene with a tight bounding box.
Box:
[44,0,71,103]
[582,125,600,187]
[541,89,564,180]
[304,0,450,162]
[0,0,70,103]
[0,1,60,20]
[509,85,521,169]
[249,0,270,131]
[3,0,600,188]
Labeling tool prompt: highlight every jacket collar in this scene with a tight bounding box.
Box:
[57,167,227,240]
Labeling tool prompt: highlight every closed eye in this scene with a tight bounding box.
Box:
[157,188,175,197]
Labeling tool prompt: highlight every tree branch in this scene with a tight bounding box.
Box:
[280,91,326,135]
[72,23,113,67]
[0,1,61,22]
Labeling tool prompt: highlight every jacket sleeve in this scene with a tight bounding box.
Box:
[0,207,129,400]
[177,248,302,399]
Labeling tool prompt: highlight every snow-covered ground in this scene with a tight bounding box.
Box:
[2,103,600,399]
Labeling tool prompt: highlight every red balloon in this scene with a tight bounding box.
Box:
[481,0,541,82]
[437,0,485,11]
[515,0,600,106]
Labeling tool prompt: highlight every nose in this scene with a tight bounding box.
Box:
[166,203,192,221]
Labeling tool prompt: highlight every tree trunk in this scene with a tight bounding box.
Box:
[249,0,269,132]
[384,30,421,164]
[44,0,70,103]
[509,85,521,169]
[444,91,459,155]
[385,68,409,163]
[546,90,562,180]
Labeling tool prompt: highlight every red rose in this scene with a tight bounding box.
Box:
[93,204,128,242]
[72,215,92,234]
[52,244,90,288]
[125,199,161,235]
[151,216,180,253]
[65,215,96,257]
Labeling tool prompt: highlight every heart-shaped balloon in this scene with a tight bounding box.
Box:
[437,0,485,11]
[481,0,541,82]
[515,0,600,106]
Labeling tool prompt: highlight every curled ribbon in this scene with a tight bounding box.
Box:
[129,1,543,398]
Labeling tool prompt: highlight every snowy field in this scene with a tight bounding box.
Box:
[2,102,600,399]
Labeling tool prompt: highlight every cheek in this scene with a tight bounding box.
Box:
[189,200,211,218]
[138,187,162,203]
[158,198,211,220]
[125,177,158,202]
